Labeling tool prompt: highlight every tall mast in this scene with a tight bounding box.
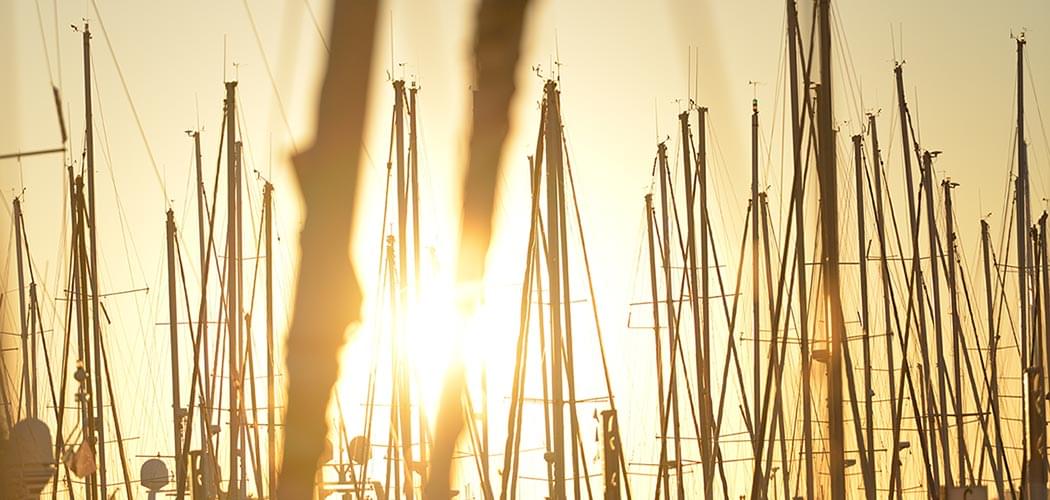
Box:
[656,142,684,500]
[815,1,846,497]
[1035,217,1049,500]
[224,80,243,498]
[852,134,876,497]
[696,106,715,500]
[749,97,763,498]
[869,113,902,498]
[192,130,206,279]
[392,80,415,499]
[72,173,95,500]
[679,109,712,498]
[1037,213,1045,497]
[1013,35,1045,500]
[264,182,276,500]
[645,192,670,500]
[408,82,430,483]
[980,220,1005,494]
[544,80,567,500]
[785,2,813,495]
[894,61,941,492]
[554,91,582,500]
[83,21,109,497]
[15,197,32,419]
[921,151,952,489]
[943,179,966,489]
[166,209,186,499]
[190,130,212,461]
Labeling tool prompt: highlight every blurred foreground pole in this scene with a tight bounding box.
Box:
[278,1,378,498]
[426,1,530,499]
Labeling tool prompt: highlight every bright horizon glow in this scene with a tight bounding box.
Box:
[4,0,1050,498]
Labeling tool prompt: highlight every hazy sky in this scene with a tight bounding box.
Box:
[2,0,1049,497]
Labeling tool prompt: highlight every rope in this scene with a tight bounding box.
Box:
[88,0,169,206]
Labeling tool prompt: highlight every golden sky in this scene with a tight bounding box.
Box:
[2,0,1049,497]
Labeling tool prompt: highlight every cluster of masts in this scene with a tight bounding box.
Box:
[624,2,1043,498]
[1,1,1047,499]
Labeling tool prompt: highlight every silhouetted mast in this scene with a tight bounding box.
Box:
[784,2,813,495]
[749,97,763,499]
[15,197,33,419]
[82,21,110,498]
[943,178,969,491]
[165,209,185,499]
[921,151,953,490]
[224,80,245,498]
[852,134,877,497]
[814,1,846,497]
[656,141,685,500]
[645,191,671,500]
[543,80,568,500]
[264,182,276,500]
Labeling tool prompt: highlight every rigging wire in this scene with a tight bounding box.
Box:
[88,0,169,207]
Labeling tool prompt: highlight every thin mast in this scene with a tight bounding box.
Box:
[981,220,1006,495]
[392,79,415,499]
[408,82,430,484]
[657,142,684,500]
[166,209,186,499]
[785,2,813,495]
[868,113,902,498]
[697,106,715,500]
[679,109,712,498]
[815,1,846,497]
[645,192,671,500]
[853,134,876,498]
[264,182,276,500]
[749,97,763,499]
[190,130,212,463]
[1014,35,1046,500]
[15,197,32,419]
[544,80,567,500]
[921,150,953,489]
[943,179,967,488]
[83,21,109,497]
[224,80,243,498]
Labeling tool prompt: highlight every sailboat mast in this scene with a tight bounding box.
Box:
[224,80,243,498]
[921,150,953,489]
[749,97,762,499]
[943,179,967,489]
[264,182,276,500]
[408,82,430,484]
[869,113,902,498]
[645,191,671,500]
[696,106,715,500]
[678,109,712,498]
[543,79,567,500]
[190,130,212,461]
[166,209,186,499]
[852,134,876,497]
[785,2,813,495]
[1012,34,1045,500]
[656,142,684,500]
[82,21,109,497]
[15,197,32,420]
[815,1,846,497]
[980,220,1005,492]
[392,80,416,499]
[71,173,96,500]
